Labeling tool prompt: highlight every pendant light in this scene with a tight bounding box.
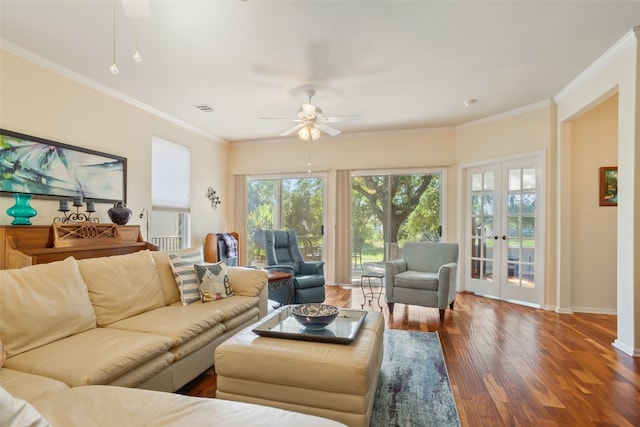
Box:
[133,0,142,62]
[110,0,119,74]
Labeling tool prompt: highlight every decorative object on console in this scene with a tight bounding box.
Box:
[107,201,133,225]
[6,193,37,225]
[54,196,99,223]
[0,129,126,203]
[207,186,221,209]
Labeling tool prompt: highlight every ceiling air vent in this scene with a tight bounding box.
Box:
[193,104,214,113]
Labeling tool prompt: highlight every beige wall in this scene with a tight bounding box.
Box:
[0,51,227,246]
[456,103,554,164]
[569,94,618,312]
[229,127,457,174]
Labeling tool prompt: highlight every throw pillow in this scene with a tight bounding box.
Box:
[194,261,234,302]
[169,247,204,306]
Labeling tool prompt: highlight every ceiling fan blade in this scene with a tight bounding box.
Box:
[259,116,302,122]
[320,114,361,123]
[280,123,304,136]
[316,124,342,136]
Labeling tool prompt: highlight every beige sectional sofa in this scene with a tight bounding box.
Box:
[1,249,269,392]
[0,249,346,426]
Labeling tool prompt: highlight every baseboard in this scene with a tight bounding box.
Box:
[571,306,617,315]
[612,339,640,357]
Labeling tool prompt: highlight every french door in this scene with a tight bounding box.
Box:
[465,155,543,306]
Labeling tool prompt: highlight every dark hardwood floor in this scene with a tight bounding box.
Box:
[180,286,640,426]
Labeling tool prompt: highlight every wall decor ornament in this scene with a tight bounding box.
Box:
[108,201,133,225]
[207,187,221,209]
[0,129,127,203]
[599,166,618,206]
[6,193,37,225]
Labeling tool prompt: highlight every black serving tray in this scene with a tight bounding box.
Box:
[252,306,367,344]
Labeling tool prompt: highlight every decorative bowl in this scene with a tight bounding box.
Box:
[291,303,340,330]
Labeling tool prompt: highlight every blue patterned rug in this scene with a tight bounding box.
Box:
[370,330,460,427]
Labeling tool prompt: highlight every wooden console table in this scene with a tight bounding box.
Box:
[0,224,157,270]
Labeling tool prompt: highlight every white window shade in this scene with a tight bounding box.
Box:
[152,136,190,211]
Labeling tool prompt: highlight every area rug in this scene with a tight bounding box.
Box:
[370,330,460,427]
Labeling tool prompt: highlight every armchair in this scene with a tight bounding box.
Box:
[385,241,458,321]
[204,232,239,266]
[263,229,325,304]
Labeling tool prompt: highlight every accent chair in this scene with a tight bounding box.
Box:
[384,241,459,321]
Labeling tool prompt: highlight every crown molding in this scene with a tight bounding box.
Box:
[554,26,640,103]
[231,125,456,146]
[456,99,553,130]
[1,40,227,145]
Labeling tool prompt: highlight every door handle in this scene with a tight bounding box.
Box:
[502,235,507,240]
[494,236,499,240]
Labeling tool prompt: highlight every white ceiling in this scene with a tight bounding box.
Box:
[1,1,639,143]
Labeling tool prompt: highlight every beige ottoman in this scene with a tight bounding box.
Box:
[214,310,384,427]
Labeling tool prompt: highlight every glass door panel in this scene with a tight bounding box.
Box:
[468,168,499,289]
[351,171,442,283]
[247,175,324,267]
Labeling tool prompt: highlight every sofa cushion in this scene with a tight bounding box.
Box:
[194,261,234,302]
[0,257,96,357]
[0,369,69,402]
[227,267,268,297]
[394,271,439,291]
[77,250,166,326]
[169,247,204,306]
[106,304,225,349]
[0,386,49,427]
[29,385,346,427]
[150,250,182,305]
[4,328,173,387]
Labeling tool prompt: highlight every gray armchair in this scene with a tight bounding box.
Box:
[263,229,325,304]
[385,241,458,321]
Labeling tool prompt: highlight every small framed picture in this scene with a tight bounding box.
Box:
[599,166,618,206]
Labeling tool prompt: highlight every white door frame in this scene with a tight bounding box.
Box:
[458,151,545,307]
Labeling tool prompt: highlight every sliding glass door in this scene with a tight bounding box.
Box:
[246,174,325,267]
[351,170,444,283]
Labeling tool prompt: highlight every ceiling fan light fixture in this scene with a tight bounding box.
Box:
[298,124,321,141]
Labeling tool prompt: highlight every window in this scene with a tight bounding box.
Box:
[246,174,325,267]
[151,136,190,250]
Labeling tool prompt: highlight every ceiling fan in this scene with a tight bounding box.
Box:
[262,89,359,141]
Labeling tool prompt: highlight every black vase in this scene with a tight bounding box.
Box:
[108,201,132,225]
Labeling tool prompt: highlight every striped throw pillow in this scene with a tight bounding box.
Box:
[169,247,204,305]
